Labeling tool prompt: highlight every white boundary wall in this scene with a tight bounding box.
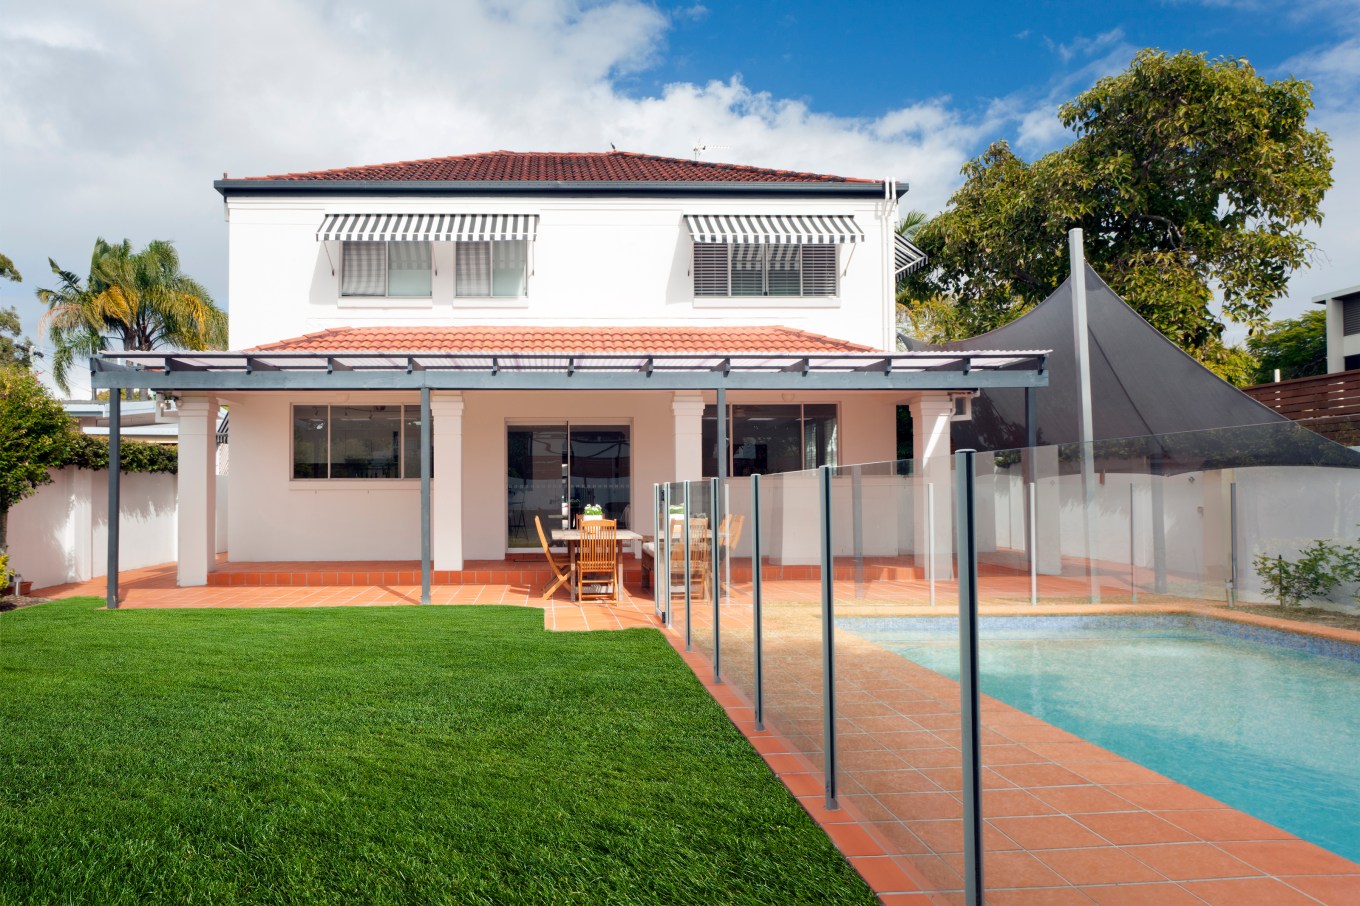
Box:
[6,468,179,590]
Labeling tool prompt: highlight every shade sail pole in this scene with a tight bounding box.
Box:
[1069,229,1100,604]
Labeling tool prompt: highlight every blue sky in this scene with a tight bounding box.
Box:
[1,0,1357,391]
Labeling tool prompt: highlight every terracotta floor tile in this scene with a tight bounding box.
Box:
[992,762,1091,789]
[1035,847,1167,886]
[1029,785,1136,815]
[1181,877,1324,906]
[1076,810,1199,846]
[876,792,966,821]
[968,850,1067,889]
[1282,874,1360,906]
[1078,882,1205,906]
[846,856,921,894]
[1158,809,1297,843]
[1071,762,1169,785]
[989,815,1110,851]
[1125,843,1262,881]
[1108,783,1225,812]
[857,769,946,796]
[982,788,1061,818]
[986,888,1096,906]
[824,822,886,857]
[1218,841,1360,877]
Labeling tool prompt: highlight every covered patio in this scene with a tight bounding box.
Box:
[89,347,1049,610]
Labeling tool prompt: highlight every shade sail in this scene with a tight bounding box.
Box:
[683,214,864,244]
[316,213,539,242]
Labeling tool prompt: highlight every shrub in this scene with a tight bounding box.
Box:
[1253,540,1360,607]
[65,433,178,474]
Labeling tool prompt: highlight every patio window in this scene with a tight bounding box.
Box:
[341,242,433,297]
[456,240,529,297]
[693,243,836,297]
[701,403,838,477]
[291,404,430,480]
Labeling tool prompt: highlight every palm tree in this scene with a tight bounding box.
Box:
[37,238,227,395]
[897,208,929,241]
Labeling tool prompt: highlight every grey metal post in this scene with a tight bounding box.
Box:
[106,393,121,609]
[716,386,727,480]
[1228,480,1238,608]
[711,475,722,684]
[751,473,764,732]
[851,464,864,598]
[683,480,693,651]
[819,464,839,810]
[1129,482,1138,604]
[420,386,431,605]
[955,449,985,906]
[654,484,664,620]
[661,483,672,626]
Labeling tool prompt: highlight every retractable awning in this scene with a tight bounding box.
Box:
[895,233,928,277]
[316,213,539,242]
[683,214,864,245]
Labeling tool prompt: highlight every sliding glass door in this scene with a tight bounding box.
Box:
[506,424,630,549]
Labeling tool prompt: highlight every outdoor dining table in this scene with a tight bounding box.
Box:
[551,527,644,601]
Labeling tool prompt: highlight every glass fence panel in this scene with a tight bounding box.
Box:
[715,475,757,709]
[830,457,967,898]
[757,467,827,775]
[662,481,688,639]
[687,479,716,662]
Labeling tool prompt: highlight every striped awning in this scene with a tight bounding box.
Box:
[684,214,864,245]
[316,213,539,242]
[894,233,928,277]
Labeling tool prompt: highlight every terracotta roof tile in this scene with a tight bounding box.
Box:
[247,150,875,185]
[250,326,875,354]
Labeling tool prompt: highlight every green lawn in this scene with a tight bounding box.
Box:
[0,599,873,905]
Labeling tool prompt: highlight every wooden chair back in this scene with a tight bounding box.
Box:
[718,514,745,551]
[534,515,573,600]
[577,519,618,573]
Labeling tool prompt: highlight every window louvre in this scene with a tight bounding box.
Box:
[456,242,492,296]
[801,244,837,296]
[693,243,730,296]
[386,242,432,297]
[341,242,386,296]
[1344,298,1360,337]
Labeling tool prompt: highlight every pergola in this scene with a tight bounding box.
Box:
[90,348,1049,608]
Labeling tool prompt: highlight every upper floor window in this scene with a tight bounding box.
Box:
[456,240,529,297]
[693,243,837,297]
[341,241,432,297]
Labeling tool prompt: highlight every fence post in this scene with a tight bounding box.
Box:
[751,473,764,732]
[819,464,838,810]
[655,484,665,621]
[955,449,984,906]
[852,464,864,598]
[684,480,693,651]
[711,475,722,684]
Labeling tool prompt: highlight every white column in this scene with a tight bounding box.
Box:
[431,391,464,571]
[911,394,954,580]
[672,392,705,481]
[1325,298,1344,374]
[176,395,217,586]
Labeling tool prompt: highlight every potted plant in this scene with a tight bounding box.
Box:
[582,503,604,522]
[0,554,31,597]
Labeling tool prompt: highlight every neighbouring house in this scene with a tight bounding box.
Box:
[91,150,1047,589]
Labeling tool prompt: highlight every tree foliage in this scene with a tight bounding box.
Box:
[0,365,73,556]
[36,238,227,393]
[1246,309,1328,384]
[902,50,1333,365]
[0,252,19,283]
[66,433,178,474]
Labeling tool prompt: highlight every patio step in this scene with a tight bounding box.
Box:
[206,564,645,588]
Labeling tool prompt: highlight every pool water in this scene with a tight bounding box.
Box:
[839,615,1360,863]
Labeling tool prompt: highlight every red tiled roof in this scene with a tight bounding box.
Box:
[250,326,875,354]
[247,151,875,185]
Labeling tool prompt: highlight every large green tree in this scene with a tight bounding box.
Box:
[0,253,37,369]
[902,50,1333,365]
[0,365,73,562]
[1246,308,1328,384]
[37,238,227,394]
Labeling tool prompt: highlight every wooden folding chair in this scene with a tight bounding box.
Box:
[535,515,573,600]
[688,517,711,603]
[718,513,745,594]
[576,519,619,604]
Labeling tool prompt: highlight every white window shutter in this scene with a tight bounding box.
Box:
[456,242,492,296]
[342,241,387,296]
[693,243,730,296]
[801,244,837,296]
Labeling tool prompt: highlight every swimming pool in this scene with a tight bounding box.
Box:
[838,614,1360,863]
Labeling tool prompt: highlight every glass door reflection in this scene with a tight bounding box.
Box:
[507,424,630,550]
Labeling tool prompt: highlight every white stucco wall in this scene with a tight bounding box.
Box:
[7,467,178,589]
[225,193,898,352]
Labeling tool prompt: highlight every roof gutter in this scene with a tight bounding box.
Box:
[214,178,906,200]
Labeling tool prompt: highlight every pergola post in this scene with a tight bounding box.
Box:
[106,393,121,609]
[420,386,431,605]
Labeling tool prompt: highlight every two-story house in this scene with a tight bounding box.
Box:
[91,151,1047,594]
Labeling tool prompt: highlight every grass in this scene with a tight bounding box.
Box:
[0,599,874,905]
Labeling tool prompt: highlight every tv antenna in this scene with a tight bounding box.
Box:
[692,142,731,161]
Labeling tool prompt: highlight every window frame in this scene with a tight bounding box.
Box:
[289,403,430,482]
[339,241,433,300]
[693,242,838,300]
[701,402,840,477]
[455,239,530,300]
